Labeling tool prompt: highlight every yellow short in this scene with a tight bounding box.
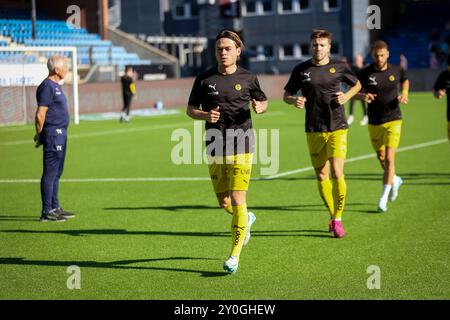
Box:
[368,120,402,151]
[208,153,253,193]
[306,129,348,169]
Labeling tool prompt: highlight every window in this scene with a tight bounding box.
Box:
[283,45,294,57]
[324,0,340,12]
[251,45,274,61]
[246,1,257,13]
[299,0,310,10]
[172,0,198,19]
[279,0,310,14]
[331,43,340,55]
[300,43,310,56]
[243,0,274,15]
[280,44,301,60]
[263,45,274,58]
[262,0,273,12]
[281,0,292,12]
[174,4,185,17]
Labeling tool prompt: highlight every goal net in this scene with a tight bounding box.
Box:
[0,46,79,126]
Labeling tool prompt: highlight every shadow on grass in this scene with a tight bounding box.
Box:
[0,215,38,222]
[103,202,372,213]
[1,229,335,238]
[341,172,450,183]
[0,256,228,277]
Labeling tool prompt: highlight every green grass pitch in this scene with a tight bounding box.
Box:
[0,92,449,299]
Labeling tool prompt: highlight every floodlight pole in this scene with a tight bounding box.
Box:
[31,0,37,40]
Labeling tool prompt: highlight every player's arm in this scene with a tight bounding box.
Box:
[186,105,220,123]
[434,88,446,99]
[335,80,362,106]
[398,79,410,104]
[251,99,268,114]
[433,73,446,99]
[283,91,307,109]
[34,106,48,147]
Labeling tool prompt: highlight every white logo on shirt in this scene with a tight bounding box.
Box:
[368,76,378,86]
[207,83,219,96]
[301,72,312,82]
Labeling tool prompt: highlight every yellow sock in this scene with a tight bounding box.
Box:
[229,204,248,259]
[317,178,334,219]
[224,204,233,215]
[332,176,347,220]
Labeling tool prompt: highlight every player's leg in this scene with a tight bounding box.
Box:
[348,100,355,125]
[369,124,390,212]
[120,95,131,122]
[209,158,232,214]
[215,192,233,215]
[308,133,334,230]
[223,154,253,274]
[386,120,403,202]
[328,129,348,238]
[360,101,368,126]
[314,162,334,231]
[40,135,65,222]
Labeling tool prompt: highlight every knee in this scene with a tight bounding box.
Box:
[230,192,246,206]
[219,202,228,209]
[317,172,329,181]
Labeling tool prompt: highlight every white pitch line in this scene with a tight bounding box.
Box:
[263,138,448,180]
[0,138,446,184]
[0,122,191,146]
[0,177,211,183]
[0,112,286,147]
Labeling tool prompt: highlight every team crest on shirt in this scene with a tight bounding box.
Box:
[329,67,336,74]
[389,75,396,81]
[234,84,242,91]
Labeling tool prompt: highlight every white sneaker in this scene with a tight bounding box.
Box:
[360,115,368,126]
[243,212,256,246]
[389,176,403,202]
[347,115,354,125]
[377,197,388,213]
[223,256,239,274]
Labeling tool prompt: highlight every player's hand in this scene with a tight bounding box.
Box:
[207,106,220,123]
[33,133,42,148]
[334,92,347,106]
[252,99,266,114]
[398,94,408,104]
[364,93,377,103]
[435,89,446,99]
[293,96,307,109]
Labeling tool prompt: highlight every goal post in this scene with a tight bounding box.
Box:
[0,46,80,125]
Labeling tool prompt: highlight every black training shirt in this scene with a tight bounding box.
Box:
[358,64,408,125]
[433,69,450,121]
[188,66,267,156]
[284,59,358,132]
